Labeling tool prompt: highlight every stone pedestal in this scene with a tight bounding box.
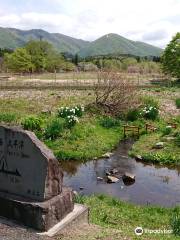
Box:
[0,187,74,231]
[0,125,76,232]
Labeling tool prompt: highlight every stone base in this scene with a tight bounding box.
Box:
[0,187,74,231]
[38,204,89,237]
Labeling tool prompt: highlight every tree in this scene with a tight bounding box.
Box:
[64,62,76,71]
[25,40,71,72]
[162,32,180,78]
[0,48,13,57]
[73,54,79,66]
[46,52,66,72]
[4,40,74,73]
[25,40,53,72]
[122,57,137,70]
[4,48,34,73]
[94,71,139,116]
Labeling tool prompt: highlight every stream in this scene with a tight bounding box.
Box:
[62,139,180,207]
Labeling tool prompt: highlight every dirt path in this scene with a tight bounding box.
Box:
[160,99,180,117]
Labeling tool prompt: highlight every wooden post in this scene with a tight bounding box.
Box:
[145,124,148,133]
[138,127,140,137]
[123,126,126,138]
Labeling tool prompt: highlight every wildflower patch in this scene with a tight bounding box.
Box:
[58,105,84,128]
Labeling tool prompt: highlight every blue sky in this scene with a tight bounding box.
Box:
[0,0,179,48]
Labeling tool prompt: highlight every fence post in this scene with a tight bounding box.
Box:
[123,126,126,138]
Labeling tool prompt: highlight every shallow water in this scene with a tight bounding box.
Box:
[62,140,180,207]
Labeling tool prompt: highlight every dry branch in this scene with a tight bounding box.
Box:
[94,71,139,115]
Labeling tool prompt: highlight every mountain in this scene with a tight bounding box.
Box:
[0,27,89,54]
[0,27,162,57]
[79,33,162,57]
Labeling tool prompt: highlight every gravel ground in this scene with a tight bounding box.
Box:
[0,218,53,240]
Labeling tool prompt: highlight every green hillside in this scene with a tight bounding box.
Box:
[0,27,89,54]
[0,28,162,57]
[79,33,163,57]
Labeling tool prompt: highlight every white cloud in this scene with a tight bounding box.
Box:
[0,14,20,26]
[0,0,179,48]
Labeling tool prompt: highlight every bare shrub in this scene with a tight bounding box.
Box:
[94,71,139,116]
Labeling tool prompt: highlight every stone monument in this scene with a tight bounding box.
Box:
[0,125,74,231]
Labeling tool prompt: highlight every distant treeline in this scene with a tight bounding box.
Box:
[0,43,162,74]
[69,53,162,73]
[0,48,13,57]
[79,53,160,62]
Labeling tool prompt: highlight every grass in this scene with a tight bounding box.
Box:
[0,112,18,123]
[130,131,180,166]
[0,88,179,164]
[175,98,180,108]
[0,98,43,117]
[0,90,94,122]
[15,72,98,80]
[75,194,180,240]
[0,92,123,161]
[45,116,123,161]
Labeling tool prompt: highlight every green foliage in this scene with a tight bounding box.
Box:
[57,106,84,129]
[45,52,67,72]
[74,105,85,117]
[46,119,122,161]
[126,109,140,121]
[171,208,180,236]
[63,62,76,71]
[103,59,122,70]
[25,40,67,72]
[162,126,172,136]
[141,95,159,108]
[142,152,179,165]
[21,116,42,131]
[130,132,180,166]
[4,48,34,73]
[4,40,75,73]
[44,118,64,140]
[162,32,180,78]
[0,112,17,123]
[122,57,137,70]
[99,116,120,128]
[174,132,180,147]
[175,98,180,108]
[58,106,84,118]
[78,62,98,71]
[65,115,79,128]
[73,54,79,65]
[140,105,159,120]
[58,107,73,118]
[74,194,84,204]
[138,61,162,74]
[0,48,13,57]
